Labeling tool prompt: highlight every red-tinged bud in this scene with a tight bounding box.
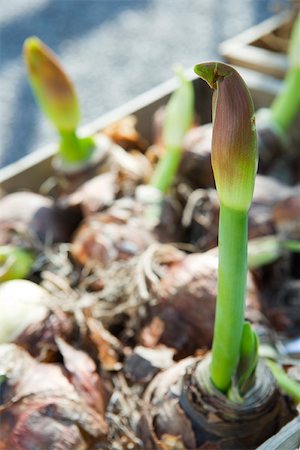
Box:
[194,62,258,211]
[23,36,80,132]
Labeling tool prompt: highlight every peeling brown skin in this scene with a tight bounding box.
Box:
[103,115,149,152]
[14,309,77,362]
[66,172,118,216]
[0,344,108,450]
[179,124,215,189]
[184,176,300,253]
[71,199,155,267]
[0,192,81,245]
[71,196,183,267]
[138,247,260,358]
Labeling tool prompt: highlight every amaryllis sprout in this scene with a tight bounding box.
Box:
[150,67,194,193]
[266,359,300,403]
[0,246,34,282]
[230,321,259,401]
[23,36,94,165]
[194,62,258,393]
[270,12,300,136]
[248,236,300,269]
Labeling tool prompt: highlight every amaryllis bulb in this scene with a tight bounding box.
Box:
[0,280,49,343]
[23,36,80,132]
[194,62,258,211]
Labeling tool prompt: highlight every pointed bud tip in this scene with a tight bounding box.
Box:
[23,36,47,68]
[23,36,80,132]
[23,36,42,52]
[194,62,234,89]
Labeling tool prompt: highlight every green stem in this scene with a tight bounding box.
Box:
[58,129,94,165]
[210,204,248,393]
[150,146,182,193]
[266,359,300,403]
[270,67,300,134]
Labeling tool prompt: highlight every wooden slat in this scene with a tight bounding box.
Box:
[219,10,295,79]
[256,416,300,449]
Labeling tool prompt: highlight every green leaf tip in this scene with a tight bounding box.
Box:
[236,322,259,395]
[23,36,80,132]
[0,246,35,282]
[194,61,233,89]
[194,61,258,211]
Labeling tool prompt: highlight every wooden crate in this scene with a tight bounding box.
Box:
[0,65,297,448]
[219,10,297,79]
[0,67,282,193]
[257,416,300,449]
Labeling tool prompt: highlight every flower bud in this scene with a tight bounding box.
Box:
[194,62,258,211]
[23,36,80,132]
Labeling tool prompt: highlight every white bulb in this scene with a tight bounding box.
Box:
[0,280,49,343]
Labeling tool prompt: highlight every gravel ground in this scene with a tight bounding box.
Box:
[0,0,289,168]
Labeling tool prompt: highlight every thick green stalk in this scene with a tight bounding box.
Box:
[58,130,94,165]
[270,67,300,133]
[194,62,258,396]
[210,205,248,392]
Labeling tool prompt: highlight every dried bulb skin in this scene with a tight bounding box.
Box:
[140,356,296,449]
[137,245,260,358]
[0,192,81,244]
[0,343,108,449]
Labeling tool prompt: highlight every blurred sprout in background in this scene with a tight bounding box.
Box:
[0,0,290,168]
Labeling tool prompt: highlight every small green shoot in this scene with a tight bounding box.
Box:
[270,12,300,135]
[233,322,259,399]
[0,246,35,282]
[23,36,95,165]
[266,359,300,403]
[150,67,194,193]
[248,236,300,269]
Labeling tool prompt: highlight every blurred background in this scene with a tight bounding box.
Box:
[0,0,289,168]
